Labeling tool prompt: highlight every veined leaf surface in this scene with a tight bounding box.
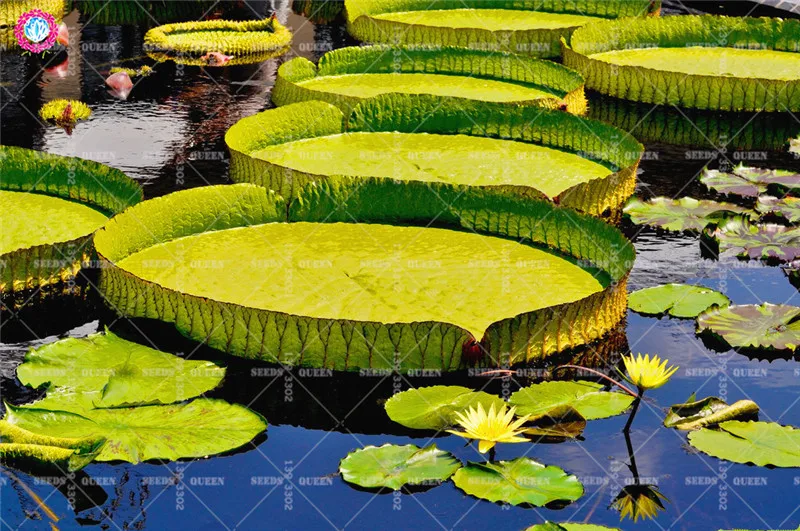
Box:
[384,386,505,430]
[339,444,460,490]
[509,381,633,420]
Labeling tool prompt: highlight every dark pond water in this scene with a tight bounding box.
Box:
[2,1,800,530]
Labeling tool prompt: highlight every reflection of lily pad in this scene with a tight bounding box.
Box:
[17,330,225,407]
[697,303,800,352]
[339,444,460,490]
[384,386,505,430]
[756,196,800,224]
[523,406,586,440]
[664,396,759,430]
[509,381,633,420]
[623,197,751,232]
[629,283,729,318]
[711,219,800,262]
[701,165,800,198]
[688,421,800,467]
[6,399,267,463]
[452,457,583,506]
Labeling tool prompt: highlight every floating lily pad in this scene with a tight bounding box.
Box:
[6,399,266,463]
[629,283,730,318]
[509,381,633,420]
[452,457,583,506]
[228,97,642,217]
[756,196,800,224]
[0,146,141,295]
[697,303,800,352]
[623,197,751,233]
[96,183,634,370]
[710,219,800,262]
[701,165,800,198]
[564,15,800,111]
[346,0,658,59]
[274,45,587,114]
[339,444,460,490]
[144,18,292,66]
[523,406,587,440]
[17,330,225,408]
[664,396,759,430]
[688,421,800,467]
[384,386,505,430]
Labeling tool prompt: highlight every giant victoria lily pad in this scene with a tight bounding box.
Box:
[452,458,584,506]
[688,421,800,467]
[226,96,642,217]
[623,197,751,233]
[0,146,142,295]
[75,0,217,25]
[95,182,634,371]
[345,0,659,59]
[701,165,800,198]
[564,15,800,111]
[144,18,292,66]
[710,219,800,262]
[273,45,587,114]
[697,303,800,352]
[339,444,460,490]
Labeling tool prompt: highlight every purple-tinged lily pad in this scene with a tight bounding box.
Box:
[697,303,800,352]
[756,195,800,224]
[700,164,800,198]
[710,219,800,262]
[623,197,752,233]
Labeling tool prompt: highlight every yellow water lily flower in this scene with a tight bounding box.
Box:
[622,353,678,391]
[611,484,669,522]
[446,403,530,454]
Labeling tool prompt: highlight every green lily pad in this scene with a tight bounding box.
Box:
[17,330,225,408]
[523,406,587,440]
[623,197,751,233]
[711,219,800,262]
[697,303,800,352]
[688,421,800,467]
[526,524,619,531]
[452,457,583,506]
[664,396,759,430]
[0,421,105,474]
[756,196,800,224]
[509,381,634,420]
[701,165,800,198]
[339,444,460,490]
[629,283,730,318]
[384,386,505,430]
[5,398,267,463]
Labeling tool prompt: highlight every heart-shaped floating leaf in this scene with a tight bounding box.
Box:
[509,381,634,421]
[664,396,759,430]
[756,195,800,224]
[523,406,587,440]
[452,457,583,506]
[385,386,505,430]
[17,331,225,407]
[629,283,730,318]
[700,164,800,198]
[339,444,460,490]
[688,421,800,467]
[697,303,800,351]
[526,523,619,531]
[710,218,800,262]
[623,197,751,232]
[5,398,267,463]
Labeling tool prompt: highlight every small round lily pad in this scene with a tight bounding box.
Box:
[339,444,460,490]
[623,197,751,233]
[697,303,800,352]
[629,283,729,318]
[384,386,505,430]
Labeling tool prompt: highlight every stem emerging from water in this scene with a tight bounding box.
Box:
[623,393,643,434]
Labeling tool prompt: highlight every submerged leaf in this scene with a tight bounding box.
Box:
[339,444,460,491]
[697,303,800,352]
[756,195,800,224]
[452,457,583,506]
[6,399,266,463]
[17,330,225,407]
[710,219,800,262]
[509,381,633,420]
[629,283,729,318]
[701,165,800,198]
[664,396,759,430]
[688,421,800,467]
[623,196,751,232]
[384,386,505,430]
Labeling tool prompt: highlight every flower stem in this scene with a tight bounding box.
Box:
[552,365,639,398]
[623,393,643,434]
